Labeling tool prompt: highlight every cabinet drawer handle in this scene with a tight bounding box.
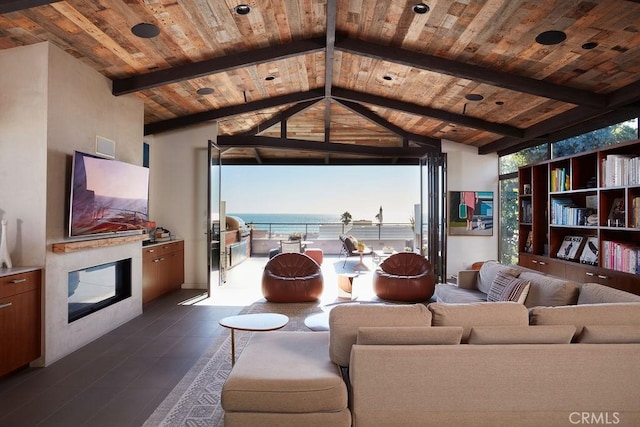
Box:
[159,257,165,261]
[531,260,538,264]
[153,259,161,263]
[538,261,546,265]
[10,278,27,284]
[597,275,609,280]
[147,249,155,253]
[0,302,12,309]
[585,272,595,277]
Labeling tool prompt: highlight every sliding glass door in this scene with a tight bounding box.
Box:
[207,140,222,293]
[420,153,447,282]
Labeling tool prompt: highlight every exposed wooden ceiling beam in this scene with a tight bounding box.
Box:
[144,90,324,135]
[242,99,320,136]
[325,0,336,98]
[332,88,524,138]
[113,38,325,95]
[481,80,640,154]
[333,98,441,149]
[335,38,607,109]
[0,0,59,13]
[216,135,431,158]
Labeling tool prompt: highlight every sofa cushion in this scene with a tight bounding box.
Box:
[356,326,462,345]
[434,283,487,304]
[529,302,640,339]
[477,261,521,294]
[222,331,347,414]
[487,271,531,303]
[428,302,529,343]
[518,271,579,307]
[575,325,640,344]
[578,282,640,304]
[468,325,576,344]
[329,303,432,367]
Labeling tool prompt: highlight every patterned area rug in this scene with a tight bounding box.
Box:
[143,301,323,427]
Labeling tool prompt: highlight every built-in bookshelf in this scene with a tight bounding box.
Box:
[518,139,640,296]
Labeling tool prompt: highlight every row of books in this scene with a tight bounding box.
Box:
[550,167,570,192]
[556,235,598,265]
[550,198,594,226]
[602,154,640,187]
[602,240,640,274]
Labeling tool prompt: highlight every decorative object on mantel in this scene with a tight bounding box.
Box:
[0,219,12,268]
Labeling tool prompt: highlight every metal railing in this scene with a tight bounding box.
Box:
[247,221,415,241]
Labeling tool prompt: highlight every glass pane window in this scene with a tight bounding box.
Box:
[499,144,548,175]
[553,119,639,158]
[499,177,519,266]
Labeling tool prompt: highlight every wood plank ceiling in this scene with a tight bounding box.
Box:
[2,0,640,164]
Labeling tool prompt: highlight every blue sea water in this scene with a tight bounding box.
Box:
[229,213,342,236]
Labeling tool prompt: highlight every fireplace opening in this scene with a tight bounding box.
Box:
[68,258,132,323]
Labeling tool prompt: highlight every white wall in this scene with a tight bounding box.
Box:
[442,140,499,276]
[0,43,48,267]
[147,123,218,288]
[1,42,145,366]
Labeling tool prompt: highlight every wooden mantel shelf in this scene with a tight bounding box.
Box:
[52,234,145,253]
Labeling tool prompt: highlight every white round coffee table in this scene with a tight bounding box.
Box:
[219,313,289,366]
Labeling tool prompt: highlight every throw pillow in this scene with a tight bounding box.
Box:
[576,325,640,344]
[487,271,531,303]
[467,325,576,344]
[356,326,462,345]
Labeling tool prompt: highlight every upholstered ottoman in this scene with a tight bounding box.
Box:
[222,331,351,427]
[304,248,324,265]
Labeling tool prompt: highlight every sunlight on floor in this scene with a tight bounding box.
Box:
[194,255,378,307]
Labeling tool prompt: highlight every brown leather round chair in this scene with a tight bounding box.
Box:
[262,253,324,303]
[373,252,435,302]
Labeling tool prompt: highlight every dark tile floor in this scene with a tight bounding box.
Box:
[0,290,243,427]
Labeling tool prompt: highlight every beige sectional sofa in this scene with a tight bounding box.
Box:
[222,299,640,426]
[434,260,640,306]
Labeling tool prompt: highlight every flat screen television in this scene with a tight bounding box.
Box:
[68,151,150,238]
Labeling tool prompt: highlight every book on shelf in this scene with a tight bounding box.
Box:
[524,231,533,253]
[632,196,640,228]
[550,167,570,192]
[579,236,599,266]
[602,240,640,274]
[556,235,586,261]
[601,154,640,187]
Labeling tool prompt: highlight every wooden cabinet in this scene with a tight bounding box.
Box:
[1,268,41,377]
[142,240,185,304]
[518,139,640,296]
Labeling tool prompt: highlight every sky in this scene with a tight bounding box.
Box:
[221,165,420,223]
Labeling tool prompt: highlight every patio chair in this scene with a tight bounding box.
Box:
[280,240,302,253]
[339,234,371,267]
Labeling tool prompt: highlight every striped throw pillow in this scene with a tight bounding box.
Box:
[487,271,530,304]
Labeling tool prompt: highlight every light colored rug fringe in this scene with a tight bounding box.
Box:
[143,301,322,427]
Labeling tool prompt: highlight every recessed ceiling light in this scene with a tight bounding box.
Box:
[535,30,567,46]
[131,23,160,39]
[581,41,598,50]
[265,75,275,81]
[465,93,484,101]
[196,87,214,95]
[383,75,393,81]
[412,3,430,14]
[235,4,251,15]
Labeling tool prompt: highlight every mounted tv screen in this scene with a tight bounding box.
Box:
[68,151,149,238]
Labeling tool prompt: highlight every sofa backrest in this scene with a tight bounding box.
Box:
[427,302,529,343]
[518,271,580,307]
[529,302,640,340]
[578,282,640,304]
[328,304,431,367]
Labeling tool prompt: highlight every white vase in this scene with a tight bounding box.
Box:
[0,219,12,268]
